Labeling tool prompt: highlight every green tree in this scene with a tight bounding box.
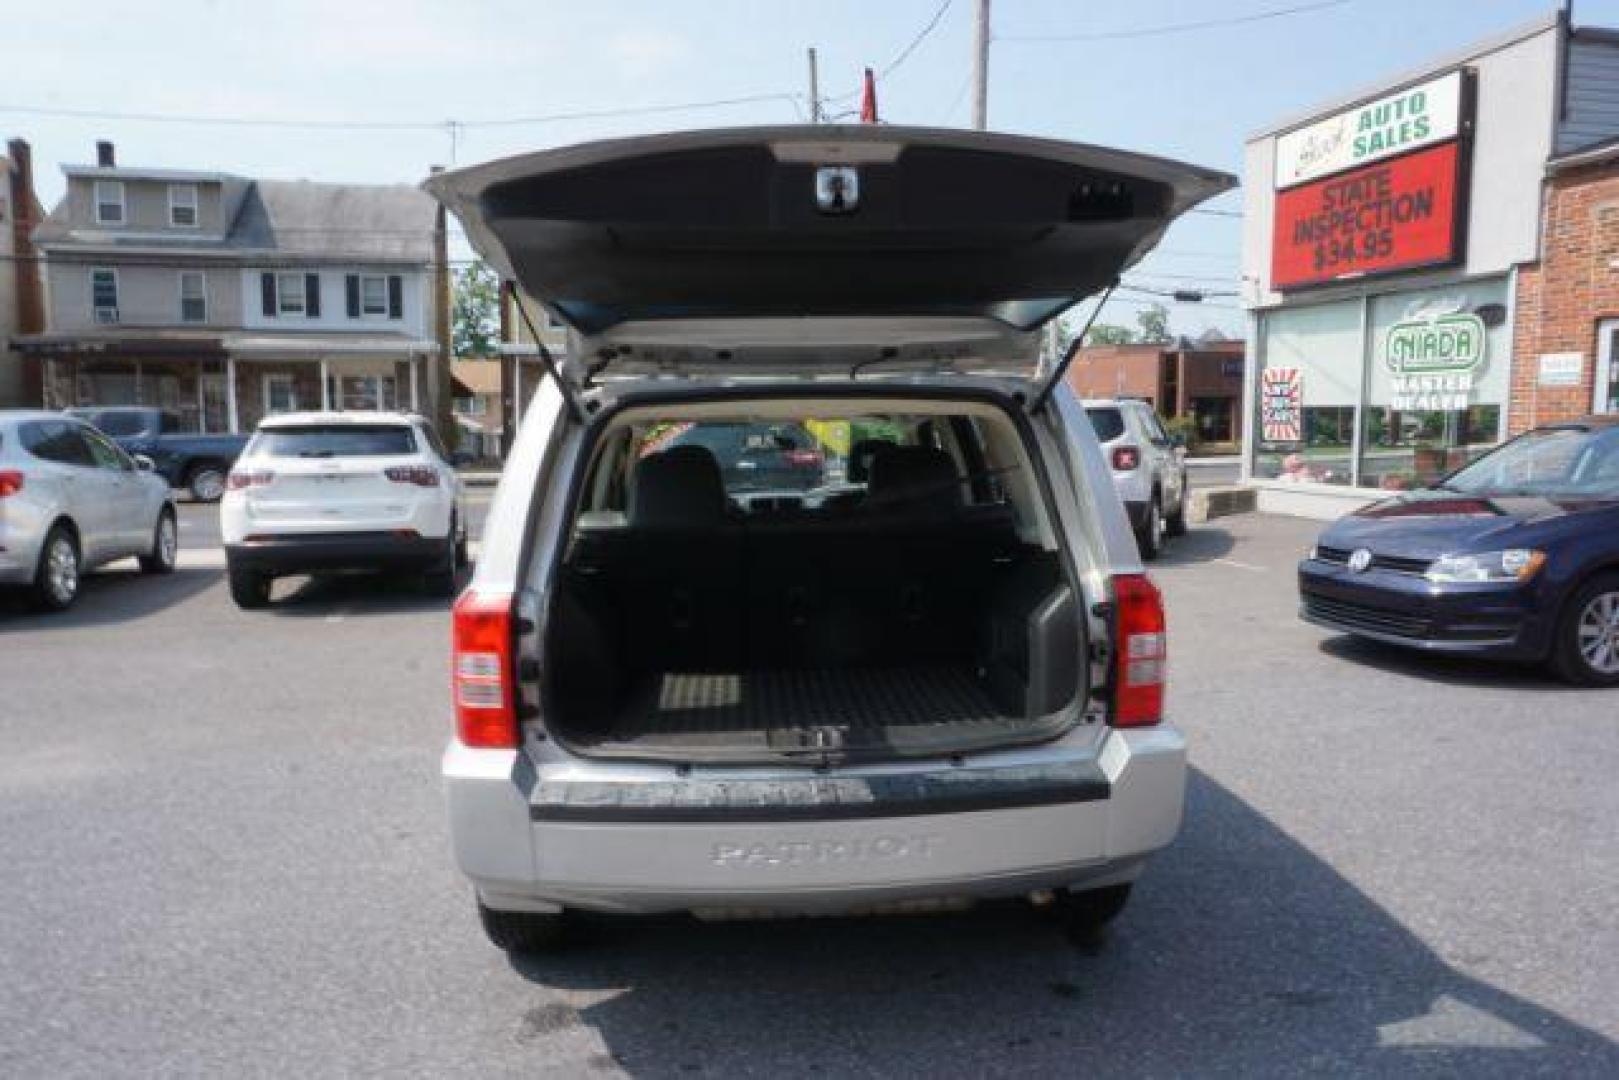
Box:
[1083,323,1138,346]
[1134,303,1172,344]
[452,261,501,358]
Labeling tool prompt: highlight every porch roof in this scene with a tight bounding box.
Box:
[222,333,439,358]
[14,329,227,359]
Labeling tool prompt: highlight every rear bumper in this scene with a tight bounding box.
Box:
[226,531,445,575]
[1298,559,1550,660]
[443,726,1186,916]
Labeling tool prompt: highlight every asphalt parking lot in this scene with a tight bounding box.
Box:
[1,508,1615,1077]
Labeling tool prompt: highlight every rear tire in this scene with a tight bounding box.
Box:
[424,517,461,598]
[1165,478,1188,538]
[478,901,572,954]
[1137,497,1164,562]
[32,525,81,612]
[186,463,227,503]
[139,507,178,574]
[1550,573,1619,687]
[1059,883,1133,950]
[229,567,272,610]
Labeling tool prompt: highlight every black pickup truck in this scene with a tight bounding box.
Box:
[68,406,250,501]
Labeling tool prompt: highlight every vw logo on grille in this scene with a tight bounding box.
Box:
[1347,548,1374,573]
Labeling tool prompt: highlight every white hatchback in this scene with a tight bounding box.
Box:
[220,411,466,608]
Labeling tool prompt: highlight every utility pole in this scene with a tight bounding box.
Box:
[807,47,822,122]
[971,0,990,130]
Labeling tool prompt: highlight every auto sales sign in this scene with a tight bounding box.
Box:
[1271,70,1471,291]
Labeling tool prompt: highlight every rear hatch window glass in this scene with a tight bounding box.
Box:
[1086,408,1125,443]
[253,425,417,458]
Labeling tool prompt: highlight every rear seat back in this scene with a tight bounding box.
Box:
[570,445,744,672]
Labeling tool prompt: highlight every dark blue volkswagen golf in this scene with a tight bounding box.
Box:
[1299,416,1619,685]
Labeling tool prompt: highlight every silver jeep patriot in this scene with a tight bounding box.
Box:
[425,126,1232,952]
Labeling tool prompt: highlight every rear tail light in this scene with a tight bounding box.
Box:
[1111,446,1141,471]
[452,589,519,748]
[0,470,23,498]
[1110,573,1166,728]
[786,449,822,467]
[226,469,274,490]
[385,465,441,487]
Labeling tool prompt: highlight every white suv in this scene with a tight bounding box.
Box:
[220,411,466,608]
[1085,398,1188,560]
[426,126,1231,952]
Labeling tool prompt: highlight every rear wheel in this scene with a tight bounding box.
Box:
[1137,497,1164,561]
[32,525,81,612]
[229,567,272,610]
[424,516,461,597]
[1058,883,1133,949]
[477,901,572,954]
[139,507,178,574]
[186,463,227,503]
[1165,477,1188,537]
[1551,574,1619,687]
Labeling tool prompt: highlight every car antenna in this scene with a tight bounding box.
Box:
[849,346,901,380]
[511,297,589,425]
[1027,281,1117,415]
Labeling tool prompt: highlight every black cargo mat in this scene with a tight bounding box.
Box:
[586,666,1027,755]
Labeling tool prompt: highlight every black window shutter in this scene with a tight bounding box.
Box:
[345,274,360,317]
[305,274,321,317]
[260,273,276,316]
[387,275,403,319]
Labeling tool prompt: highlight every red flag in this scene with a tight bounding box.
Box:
[859,68,878,123]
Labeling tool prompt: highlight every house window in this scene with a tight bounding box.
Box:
[94,180,125,224]
[90,268,119,323]
[169,184,199,227]
[361,274,388,316]
[340,375,397,411]
[277,273,307,316]
[263,374,298,414]
[179,271,207,323]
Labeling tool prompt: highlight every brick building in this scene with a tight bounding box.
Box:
[1,138,45,406]
[1509,136,1619,431]
[1240,13,1619,518]
[1064,339,1245,445]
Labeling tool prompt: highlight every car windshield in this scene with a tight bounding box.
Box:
[1086,407,1126,443]
[252,425,417,458]
[92,411,152,439]
[1442,425,1619,498]
[651,421,832,493]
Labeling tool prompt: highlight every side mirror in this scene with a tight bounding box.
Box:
[133,454,156,473]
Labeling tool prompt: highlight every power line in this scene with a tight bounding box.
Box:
[997,0,1352,44]
[823,0,956,108]
[0,92,802,132]
[879,0,954,81]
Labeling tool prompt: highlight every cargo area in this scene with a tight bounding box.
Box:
[541,401,1087,762]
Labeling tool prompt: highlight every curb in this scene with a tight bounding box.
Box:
[1188,485,1258,524]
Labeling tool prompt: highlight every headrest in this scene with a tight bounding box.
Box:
[628,445,728,528]
[846,438,892,485]
[865,446,962,514]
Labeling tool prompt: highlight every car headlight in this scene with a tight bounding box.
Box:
[1424,549,1546,584]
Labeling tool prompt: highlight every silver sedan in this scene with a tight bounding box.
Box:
[0,411,177,610]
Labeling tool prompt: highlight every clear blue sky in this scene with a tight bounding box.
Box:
[9,0,1619,337]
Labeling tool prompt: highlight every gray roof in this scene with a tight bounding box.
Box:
[230,180,435,262]
[34,175,435,264]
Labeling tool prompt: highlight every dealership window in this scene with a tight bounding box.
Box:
[94,180,124,224]
[1358,280,1509,490]
[179,271,207,323]
[1252,299,1362,486]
